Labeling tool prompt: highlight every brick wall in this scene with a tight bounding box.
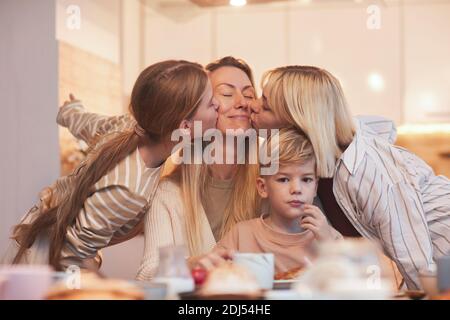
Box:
[58,40,124,175]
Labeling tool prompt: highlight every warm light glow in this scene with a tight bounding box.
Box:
[230,0,247,7]
[398,123,450,135]
[367,72,385,92]
[419,92,437,110]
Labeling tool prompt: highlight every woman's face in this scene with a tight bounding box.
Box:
[250,86,290,130]
[209,67,256,133]
[190,79,219,135]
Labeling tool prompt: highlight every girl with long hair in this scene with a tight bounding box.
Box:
[2,60,219,271]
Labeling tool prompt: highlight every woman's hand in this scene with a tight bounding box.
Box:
[61,93,80,108]
[300,204,343,241]
[187,247,235,271]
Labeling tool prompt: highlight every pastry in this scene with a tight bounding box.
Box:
[199,263,261,298]
[46,272,144,300]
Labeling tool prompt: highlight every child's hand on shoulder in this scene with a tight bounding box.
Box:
[300,204,343,241]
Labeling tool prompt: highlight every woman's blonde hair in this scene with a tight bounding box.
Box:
[260,128,316,175]
[261,66,354,178]
[165,142,260,256]
[162,57,261,256]
[13,60,209,269]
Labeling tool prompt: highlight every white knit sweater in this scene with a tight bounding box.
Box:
[136,179,216,280]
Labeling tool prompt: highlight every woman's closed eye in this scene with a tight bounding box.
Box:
[243,90,256,100]
[262,102,271,111]
[218,89,233,97]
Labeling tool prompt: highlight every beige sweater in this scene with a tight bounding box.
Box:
[202,176,234,241]
[217,215,317,274]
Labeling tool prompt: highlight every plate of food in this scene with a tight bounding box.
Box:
[273,267,305,289]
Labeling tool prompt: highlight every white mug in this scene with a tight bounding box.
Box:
[0,265,52,300]
[437,255,450,293]
[233,253,274,290]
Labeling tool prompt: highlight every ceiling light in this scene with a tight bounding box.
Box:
[368,72,385,92]
[230,0,247,7]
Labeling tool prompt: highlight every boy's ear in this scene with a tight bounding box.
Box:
[256,177,268,198]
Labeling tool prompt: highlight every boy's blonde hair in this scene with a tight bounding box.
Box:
[260,128,316,176]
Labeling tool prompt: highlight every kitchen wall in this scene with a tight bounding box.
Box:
[0,0,59,257]
[0,0,141,279]
[56,0,123,178]
[143,0,450,125]
[403,2,450,123]
[56,0,121,64]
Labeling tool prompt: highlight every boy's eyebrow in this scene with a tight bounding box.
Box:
[275,170,291,176]
[302,173,317,177]
[275,170,316,176]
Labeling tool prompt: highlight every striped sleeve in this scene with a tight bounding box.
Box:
[136,181,185,281]
[61,185,147,261]
[56,101,135,145]
[347,156,434,290]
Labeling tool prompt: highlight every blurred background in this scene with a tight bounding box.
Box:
[1,0,449,279]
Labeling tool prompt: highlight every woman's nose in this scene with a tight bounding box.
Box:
[234,92,250,110]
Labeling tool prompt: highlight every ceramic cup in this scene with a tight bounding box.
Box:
[233,253,274,290]
[437,255,450,293]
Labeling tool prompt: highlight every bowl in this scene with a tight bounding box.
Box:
[178,290,264,300]
[134,281,168,300]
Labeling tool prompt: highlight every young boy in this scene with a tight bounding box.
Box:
[215,129,342,276]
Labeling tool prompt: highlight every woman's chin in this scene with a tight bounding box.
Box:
[218,124,252,134]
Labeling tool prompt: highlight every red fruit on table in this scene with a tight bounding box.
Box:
[191,267,208,286]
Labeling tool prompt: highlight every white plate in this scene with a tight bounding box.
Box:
[273,279,302,289]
